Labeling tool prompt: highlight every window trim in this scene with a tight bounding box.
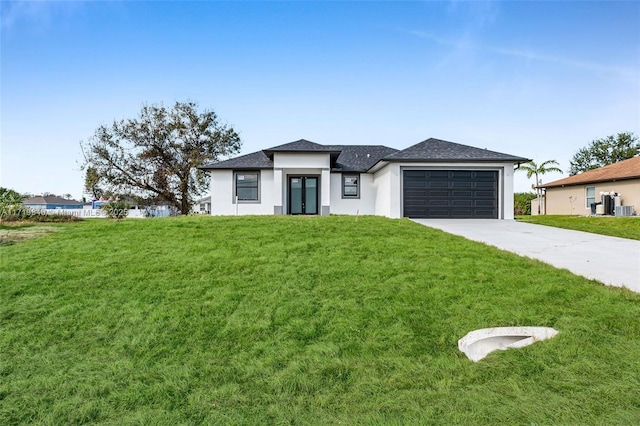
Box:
[342,173,360,199]
[585,186,595,208]
[233,170,261,204]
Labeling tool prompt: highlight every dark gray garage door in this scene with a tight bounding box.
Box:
[403,170,498,218]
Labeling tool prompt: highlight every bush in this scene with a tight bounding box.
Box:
[0,206,82,223]
[514,192,537,215]
[101,200,131,219]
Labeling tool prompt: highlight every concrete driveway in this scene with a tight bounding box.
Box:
[412,219,640,293]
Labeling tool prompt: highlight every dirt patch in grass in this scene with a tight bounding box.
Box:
[0,225,59,246]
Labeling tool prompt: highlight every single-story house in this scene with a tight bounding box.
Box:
[193,196,211,214]
[200,138,529,219]
[23,196,84,210]
[538,156,640,215]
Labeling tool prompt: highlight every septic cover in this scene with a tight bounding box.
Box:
[458,327,559,361]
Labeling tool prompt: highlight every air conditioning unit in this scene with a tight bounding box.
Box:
[614,206,634,217]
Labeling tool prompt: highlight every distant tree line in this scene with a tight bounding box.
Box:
[569,132,639,175]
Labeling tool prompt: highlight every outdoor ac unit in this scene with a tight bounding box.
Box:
[614,206,634,217]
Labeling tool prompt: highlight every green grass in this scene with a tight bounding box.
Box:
[517,215,640,240]
[1,216,639,424]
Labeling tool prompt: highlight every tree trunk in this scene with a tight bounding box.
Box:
[179,178,190,215]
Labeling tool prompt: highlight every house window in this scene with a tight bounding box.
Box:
[342,174,360,198]
[585,186,595,208]
[234,171,260,202]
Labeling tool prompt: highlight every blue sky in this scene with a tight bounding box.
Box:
[2,1,639,198]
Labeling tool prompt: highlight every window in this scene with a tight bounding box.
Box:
[342,174,360,198]
[585,186,595,208]
[234,171,260,202]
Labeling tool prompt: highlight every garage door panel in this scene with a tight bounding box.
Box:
[475,171,495,178]
[452,190,473,197]
[429,209,452,216]
[403,170,498,218]
[452,209,474,217]
[474,210,497,218]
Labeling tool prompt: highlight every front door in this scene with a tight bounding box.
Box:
[289,176,318,215]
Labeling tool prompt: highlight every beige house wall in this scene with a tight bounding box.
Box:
[531,197,545,215]
[544,179,640,215]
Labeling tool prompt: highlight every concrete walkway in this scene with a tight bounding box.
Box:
[411,219,640,293]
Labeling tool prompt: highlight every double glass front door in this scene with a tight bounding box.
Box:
[289,176,318,215]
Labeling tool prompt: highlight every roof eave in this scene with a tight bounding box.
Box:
[540,175,640,188]
[380,157,529,163]
[199,165,272,171]
[367,160,389,173]
[262,149,342,160]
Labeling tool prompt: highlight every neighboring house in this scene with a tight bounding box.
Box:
[538,157,640,216]
[200,138,529,219]
[23,196,84,210]
[193,196,211,214]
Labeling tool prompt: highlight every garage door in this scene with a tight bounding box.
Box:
[403,170,498,218]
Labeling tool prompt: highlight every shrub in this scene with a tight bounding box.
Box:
[0,206,82,223]
[101,200,131,220]
[514,192,537,215]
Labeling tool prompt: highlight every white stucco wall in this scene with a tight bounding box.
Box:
[330,173,376,215]
[272,154,332,214]
[502,163,516,220]
[273,153,330,169]
[373,165,393,217]
[209,159,519,219]
[210,169,275,215]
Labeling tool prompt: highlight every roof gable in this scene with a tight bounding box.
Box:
[384,138,529,163]
[541,156,640,188]
[263,139,341,155]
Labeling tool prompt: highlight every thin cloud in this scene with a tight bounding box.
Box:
[489,46,636,79]
[406,29,638,82]
[1,0,50,30]
[1,0,85,33]
[447,0,500,29]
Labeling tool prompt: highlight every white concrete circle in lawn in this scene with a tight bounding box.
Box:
[458,327,559,362]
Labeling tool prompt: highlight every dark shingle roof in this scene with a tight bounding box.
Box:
[329,145,399,172]
[23,196,83,206]
[263,139,342,157]
[200,137,528,171]
[199,151,273,170]
[383,138,529,163]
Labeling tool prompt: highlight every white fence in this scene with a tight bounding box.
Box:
[27,208,147,218]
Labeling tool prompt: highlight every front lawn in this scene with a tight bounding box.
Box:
[517,215,640,240]
[1,216,639,424]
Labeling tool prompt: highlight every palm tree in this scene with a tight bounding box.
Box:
[519,160,563,214]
